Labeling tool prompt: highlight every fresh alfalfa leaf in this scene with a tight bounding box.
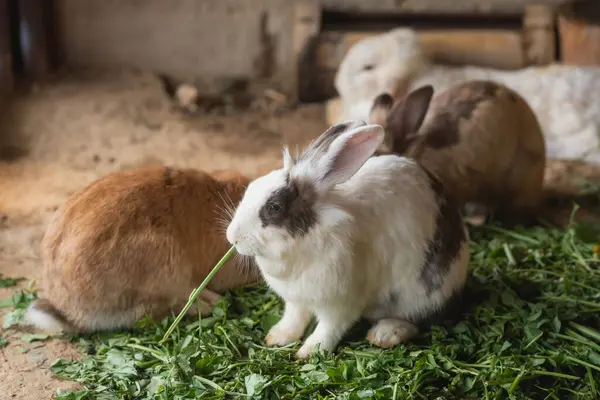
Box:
[300,363,317,372]
[587,351,600,366]
[245,373,268,396]
[301,369,331,385]
[21,333,49,343]
[457,376,477,392]
[107,336,128,348]
[260,313,280,332]
[498,341,512,353]
[55,389,90,400]
[194,356,215,374]
[176,353,194,376]
[552,316,562,333]
[451,322,471,335]
[426,353,439,369]
[531,358,546,367]
[355,389,377,398]
[3,308,26,328]
[51,358,87,377]
[146,375,166,394]
[525,306,543,322]
[0,337,7,347]
[50,359,69,374]
[501,290,520,307]
[105,349,137,378]
[0,274,24,288]
[7,290,37,309]
[409,350,424,358]
[179,334,194,350]
[91,392,116,400]
[325,362,351,383]
[211,301,227,319]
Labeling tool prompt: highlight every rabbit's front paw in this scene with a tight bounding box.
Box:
[295,335,335,360]
[266,303,311,347]
[295,341,317,360]
[367,318,418,349]
[266,324,304,347]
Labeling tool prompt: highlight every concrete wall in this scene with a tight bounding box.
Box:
[50,0,566,101]
[53,0,294,94]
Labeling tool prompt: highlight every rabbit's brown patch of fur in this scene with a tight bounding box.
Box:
[421,81,497,150]
[371,80,546,219]
[258,176,317,237]
[419,168,466,294]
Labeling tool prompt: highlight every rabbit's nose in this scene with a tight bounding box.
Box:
[225,225,237,245]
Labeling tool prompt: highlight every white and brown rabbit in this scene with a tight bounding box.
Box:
[25,165,261,333]
[369,80,546,224]
[226,120,470,359]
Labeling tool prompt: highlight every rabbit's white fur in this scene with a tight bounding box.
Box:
[226,121,469,359]
[335,28,600,164]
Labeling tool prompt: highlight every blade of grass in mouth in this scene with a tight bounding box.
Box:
[159,245,237,343]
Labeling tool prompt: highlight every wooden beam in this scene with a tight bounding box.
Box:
[0,0,13,93]
[320,0,564,16]
[295,0,321,102]
[268,0,321,104]
[307,28,527,102]
[522,4,556,66]
[317,29,527,70]
[557,0,600,66]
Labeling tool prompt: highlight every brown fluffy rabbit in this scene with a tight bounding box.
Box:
[369,80,546,222]
[25,165,260,333]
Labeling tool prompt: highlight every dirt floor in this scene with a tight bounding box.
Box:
[0,68,327,399]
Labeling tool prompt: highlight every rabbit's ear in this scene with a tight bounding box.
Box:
[369,92,394,126]
[387,85,434,147]
[282,147,295,171]
[318,123,384,188]
[304,120,367,157]
[292,122,384,191]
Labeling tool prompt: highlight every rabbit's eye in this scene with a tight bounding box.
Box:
[363,64,374,71]
[267,202,282,214]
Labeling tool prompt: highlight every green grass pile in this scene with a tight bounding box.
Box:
[4,215,600,399]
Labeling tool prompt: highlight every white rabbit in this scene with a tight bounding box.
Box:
[334,28,600,164]
[226,120,470,359]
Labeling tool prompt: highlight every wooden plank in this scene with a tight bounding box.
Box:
[267,0,297,101]
[17,0,52,78]
[294,0,321,102]
[420,30,525,69]
[317,29,526,70]
[263,0,321,104]
[321,0,564,16]
[557,0,600,66]
[306,28,527,102]
[0,0,12,93]
[522,4,556,66]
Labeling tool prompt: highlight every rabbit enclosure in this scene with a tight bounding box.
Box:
[2,0,600,398]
